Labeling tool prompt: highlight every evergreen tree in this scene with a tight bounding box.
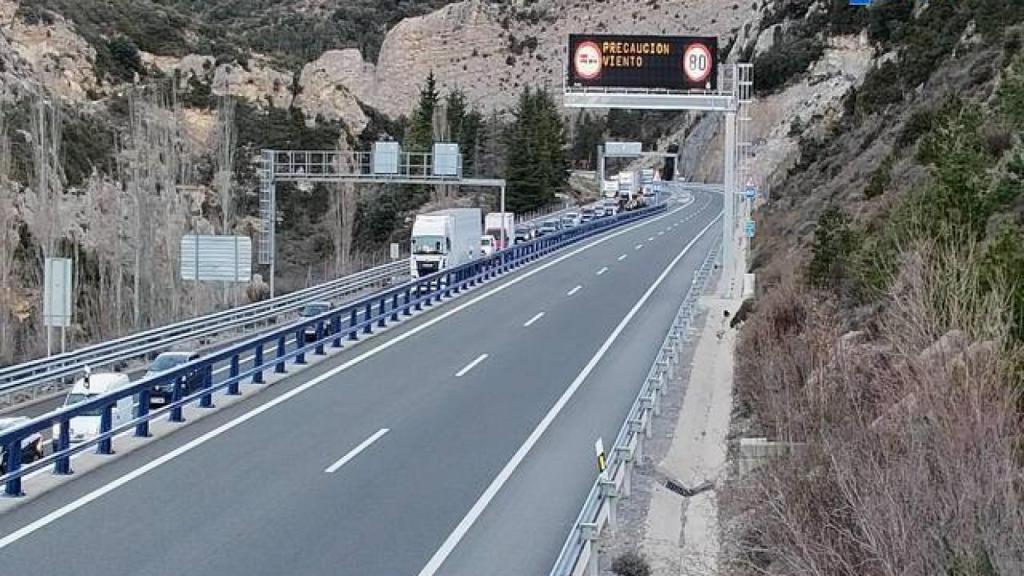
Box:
[504,86,568,213]
[407,71,439,152]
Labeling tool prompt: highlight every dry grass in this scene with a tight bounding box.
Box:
[725,242,1024,576]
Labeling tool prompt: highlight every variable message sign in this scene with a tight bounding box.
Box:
[568,34,718,91]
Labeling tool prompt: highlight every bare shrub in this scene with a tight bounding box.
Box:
[726,242,1024,576]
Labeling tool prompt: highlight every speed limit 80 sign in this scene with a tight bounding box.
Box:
[568,34,718,91]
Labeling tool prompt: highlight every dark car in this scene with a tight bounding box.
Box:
[298,301,333,342]
[145,351,202,407]
[0,417,43,474]
[513,226,532,245]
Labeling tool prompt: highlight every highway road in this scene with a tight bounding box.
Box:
[0,190,722,576]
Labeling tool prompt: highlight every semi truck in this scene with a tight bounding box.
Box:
[410,208,482,279]
[484,212,515,250]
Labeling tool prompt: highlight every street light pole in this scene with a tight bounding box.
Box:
[500,183,506,250]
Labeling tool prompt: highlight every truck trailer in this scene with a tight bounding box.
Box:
[410,208,482,279]
[484,212,515,250]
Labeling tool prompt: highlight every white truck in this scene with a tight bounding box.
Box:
[617,171,640,199]
[410,208,482,279]
[602,180,619,199]
[484,212,515,250]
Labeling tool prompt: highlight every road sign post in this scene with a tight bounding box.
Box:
[595,437,607,478]
[43,257,72,356]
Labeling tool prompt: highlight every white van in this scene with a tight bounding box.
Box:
[53,372,133,443]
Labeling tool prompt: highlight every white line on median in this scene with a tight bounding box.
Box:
[596,267,608,276]
[567,285,582,297]
[456,354,489,377]
[325,428,389,473]
[523,312,545,328]
[414,212,724,576]
[0,199,701,551]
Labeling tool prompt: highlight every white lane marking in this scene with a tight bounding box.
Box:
[324,428,389,473]
[618,254,628,261]
[455,354,489,378]
[415,212,723,576]
[658,231,665,236]
[567,285,583,297]
[648,236,654,241]
[596,267,608,276]
[522,312,545,328]
[635,244,644,250]
[0,199,701,551]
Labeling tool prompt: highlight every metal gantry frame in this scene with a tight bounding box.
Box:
[259,149,506,297]
[564,62,753,288]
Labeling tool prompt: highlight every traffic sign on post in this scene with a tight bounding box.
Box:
[744,219,756,238]
[595,437,607,476]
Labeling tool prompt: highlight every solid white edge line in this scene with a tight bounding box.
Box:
[523,312,545,328]
[0,196,703,551]
[414,211,723,576]
[455,354,489,378]
[566,285,583,297]
[324,428,389,473]
[596,267,608,276]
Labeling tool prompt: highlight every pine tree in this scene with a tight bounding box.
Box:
[503,86,567,213]
[407,71,439,152]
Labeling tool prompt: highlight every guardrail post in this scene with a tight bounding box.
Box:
[332,314,343,348]
[253,345,265,384]
[227,354,241,395]
[97,404,114,455]
[295,329,307,365]
[615,446,634,498]
[276,335,287,373]
[170,378,185,423]
[391,293,400,322]
[599,477,619,535]
[136,388,151,437]
[199,365,214,408]
[404,288,413,316]
[349,309,359,340]
[363,302,373,334]
[446,272,455,296]
[580,523,601,576]
[314,322,325,355]
[54,420,72,475]
[377,297,387,328]
[4,439,22,496]
[629,418,644,462]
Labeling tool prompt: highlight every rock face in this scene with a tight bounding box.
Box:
[0,0,98,100]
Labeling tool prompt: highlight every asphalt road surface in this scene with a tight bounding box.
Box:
[0,190,722,576]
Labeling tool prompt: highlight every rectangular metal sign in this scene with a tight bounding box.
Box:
[180,235,252,282]
[568,34,718,91]
[43,257,72,327]
[432,142,461,177]
[604,141,643,157]
[372,141,400,175]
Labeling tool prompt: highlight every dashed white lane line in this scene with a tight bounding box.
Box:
[414,210,724,576]
[635,244,644,250]
[596,267,608,276]
[325,428,389,473]
[658,231,665,236]
[618,254,628,261]
[455,353,489,378]
[0,198,706,551]
[523,312,545,327]
[647,236,654,241]
[567,285,583,297]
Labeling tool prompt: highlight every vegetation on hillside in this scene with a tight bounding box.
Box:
[17,0,456,77]
[728,1,1024,575]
